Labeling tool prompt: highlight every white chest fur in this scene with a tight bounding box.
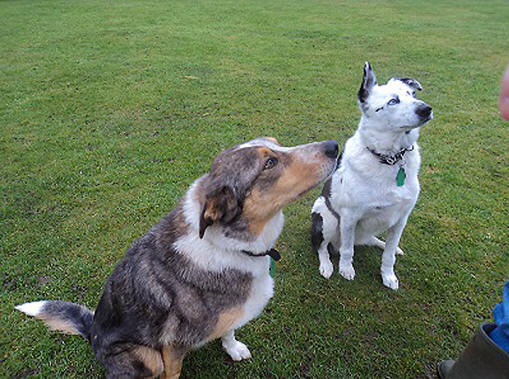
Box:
[330,134,421,233]
[172,230,276,342]
[236,267,274,329]
[174,185,283,329]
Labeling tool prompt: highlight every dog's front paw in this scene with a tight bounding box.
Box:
[339,263,356,280]
[319,259,334,279]
[396,246,404,255]
[223,339,252,361]
[382,273,399,290]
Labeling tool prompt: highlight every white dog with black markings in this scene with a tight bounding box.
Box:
[311,62,433,290]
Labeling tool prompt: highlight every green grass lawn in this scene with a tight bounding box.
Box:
[1,0,508,377]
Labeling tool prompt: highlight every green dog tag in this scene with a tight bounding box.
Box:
[270,258,276,277]
[396,167,406,186]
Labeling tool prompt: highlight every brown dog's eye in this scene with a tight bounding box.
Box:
[264,157,278,170]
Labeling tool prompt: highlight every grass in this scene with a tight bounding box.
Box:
[1,0,508,377]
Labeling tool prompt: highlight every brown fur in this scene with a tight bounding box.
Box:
[275,156,322,197]
[243,154,322,235]
[208,307,245,341]
[256,146,274,158]
[161,346,185,379]
[132,346,164,378]
[40,316,80,335]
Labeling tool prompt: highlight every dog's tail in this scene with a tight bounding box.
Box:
[15,300,93,340]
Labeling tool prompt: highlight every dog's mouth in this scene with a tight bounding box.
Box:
[418,109,434,126]
[402,112,434,130]
[418,112,433,126]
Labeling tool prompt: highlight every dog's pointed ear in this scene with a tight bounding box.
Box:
[399,77,423,91]
[199,185,242,238]
[358,61,377,103]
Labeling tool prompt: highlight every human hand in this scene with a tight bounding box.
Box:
[499,63,509,120]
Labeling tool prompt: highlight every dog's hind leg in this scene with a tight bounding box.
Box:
[318,242,334,279]
[161,346,186,379]
[104,344,164,379]
[357,235,404,255]
[312,197,339,279]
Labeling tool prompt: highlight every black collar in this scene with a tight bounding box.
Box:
[366,145,414,165]
[241,248,281,261]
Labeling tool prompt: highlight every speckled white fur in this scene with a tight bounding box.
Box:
[313,62,433,290]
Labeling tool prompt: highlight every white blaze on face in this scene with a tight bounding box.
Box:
[235,138,292,153]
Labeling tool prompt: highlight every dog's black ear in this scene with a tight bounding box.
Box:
[399,77,423,91]
[199,185,242,238]
[358,61,377,103]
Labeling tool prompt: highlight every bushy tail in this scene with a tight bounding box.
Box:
[15,300,93,340]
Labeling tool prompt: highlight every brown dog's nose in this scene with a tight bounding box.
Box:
[323,139,339,159]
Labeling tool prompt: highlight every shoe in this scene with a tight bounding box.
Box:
[437,322,509,379]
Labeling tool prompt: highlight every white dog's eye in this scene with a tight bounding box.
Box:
[388,98,399,106]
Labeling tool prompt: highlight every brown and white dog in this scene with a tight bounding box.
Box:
[16,137,338,378]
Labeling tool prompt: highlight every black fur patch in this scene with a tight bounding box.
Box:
[321,178,332,199]
[397,77,422,91]
[320,152,342,221]
[358,87,369,104]
[358,62,377,103]
[311,212,324,251]
[336,150,343,170]
[42,301,94,340]
[324,196,340,222]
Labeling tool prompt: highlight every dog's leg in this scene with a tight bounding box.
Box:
[362,236,404,255]
[380,212,412,290]
[161,346,185,379]
[221,330,252,361]
[312,198,339,279]
[338,214,358,280]
[103,344,164,379]
[318,243,334,279]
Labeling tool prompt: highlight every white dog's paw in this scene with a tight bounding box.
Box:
[382,273,399,290]
[223,340,252,361]
[396,246,404,255]
[319,260,334,279]
[339,263,356,280]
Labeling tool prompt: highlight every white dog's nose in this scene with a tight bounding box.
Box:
[416,104,432,119]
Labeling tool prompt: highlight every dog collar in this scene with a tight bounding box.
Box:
[366,145,414,165]
[241,248,281,261]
